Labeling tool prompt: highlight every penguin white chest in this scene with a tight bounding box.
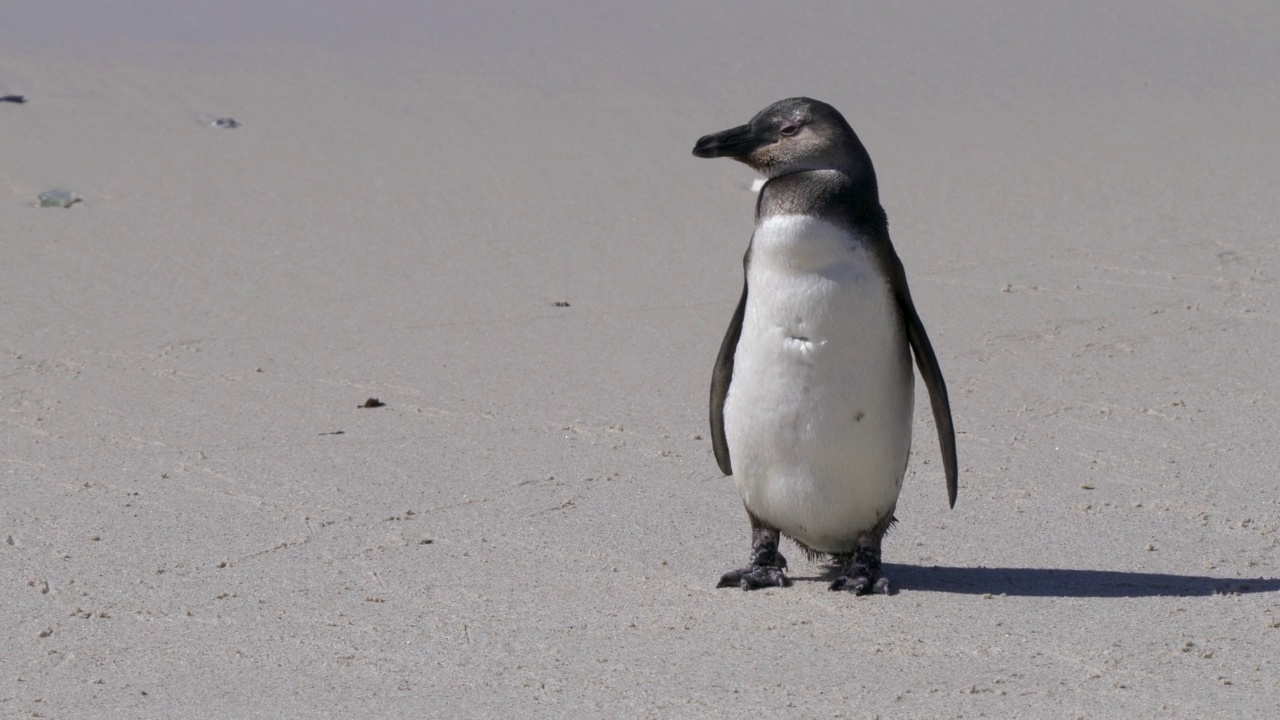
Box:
[723,214,914,553]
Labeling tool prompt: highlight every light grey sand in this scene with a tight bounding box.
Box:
[3,2,1279,717]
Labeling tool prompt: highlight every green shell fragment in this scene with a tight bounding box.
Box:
[38,188,79,208]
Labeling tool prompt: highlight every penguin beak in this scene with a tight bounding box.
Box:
[692,123,766,159]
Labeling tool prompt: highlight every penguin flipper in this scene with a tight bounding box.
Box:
[710,280,748,476]
[892,271,959,508]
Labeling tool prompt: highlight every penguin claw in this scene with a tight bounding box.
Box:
[829,573,891,595]
[717,565,793,590]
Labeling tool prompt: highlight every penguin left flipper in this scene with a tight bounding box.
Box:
[885,251,959,507]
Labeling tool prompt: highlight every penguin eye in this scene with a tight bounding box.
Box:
[779,123,800,136]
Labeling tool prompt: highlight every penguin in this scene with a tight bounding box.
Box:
[692,97,958,594]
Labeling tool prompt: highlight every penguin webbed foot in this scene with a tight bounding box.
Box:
[721,548,788,589]
[721,527,788,589]
[829,546,890,595]
[829,573,890,595]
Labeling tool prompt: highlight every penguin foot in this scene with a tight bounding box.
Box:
[717,564,793,590]
[717,544,791,590]
[829,546,890,595]
[829,573,890,595]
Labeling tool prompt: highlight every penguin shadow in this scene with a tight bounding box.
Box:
[821,564,1280,598]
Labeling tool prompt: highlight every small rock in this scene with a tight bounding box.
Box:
[212,117,240,129]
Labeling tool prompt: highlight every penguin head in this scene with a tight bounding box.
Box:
[692,97,873,179]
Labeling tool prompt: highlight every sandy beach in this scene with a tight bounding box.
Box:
[3,2,1279,716]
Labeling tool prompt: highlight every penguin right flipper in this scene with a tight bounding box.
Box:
[709,279,748,476]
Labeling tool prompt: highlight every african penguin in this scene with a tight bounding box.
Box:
[693,97,958,594]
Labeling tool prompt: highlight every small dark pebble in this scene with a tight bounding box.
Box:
[361,398,386,408]
[212,117,240,128]
[1,95,26,104]
[553,301,571,307]
[319,430,345,436]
